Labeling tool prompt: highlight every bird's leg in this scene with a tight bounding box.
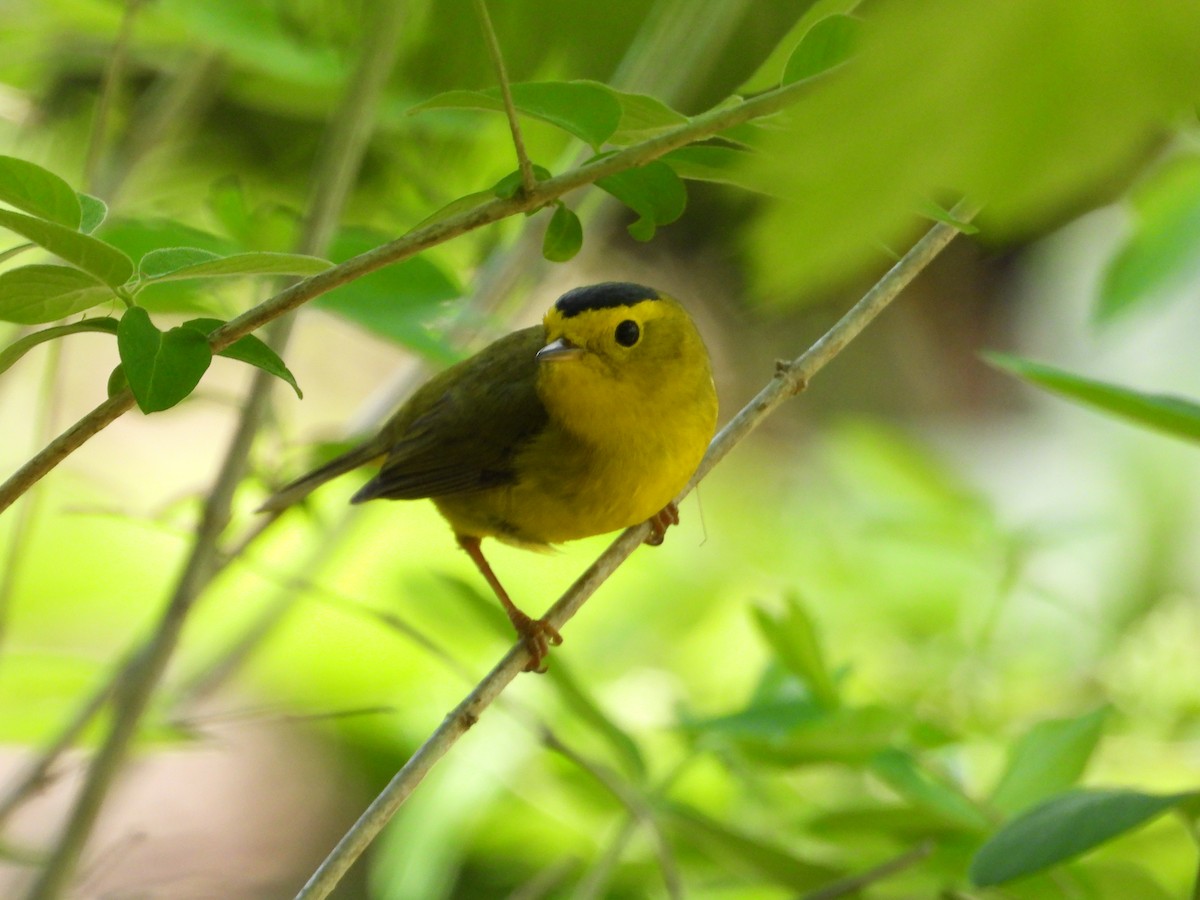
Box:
[456,535,562,673]
[644,501,680,546]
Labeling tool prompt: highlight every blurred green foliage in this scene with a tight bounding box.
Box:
[0,0,1199,898]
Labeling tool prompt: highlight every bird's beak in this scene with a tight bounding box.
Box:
[536,337,583,362]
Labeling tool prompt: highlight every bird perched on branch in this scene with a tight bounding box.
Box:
[261,282,718,672]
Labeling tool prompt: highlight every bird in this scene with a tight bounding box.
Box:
[260,282,718,672]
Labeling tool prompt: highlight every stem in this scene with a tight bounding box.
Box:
[26,399,259,899]
[0,75,812,516]
[23,5,410,895]
[474,0,536,196]
[83,0,146,190]
[293,202,980,900]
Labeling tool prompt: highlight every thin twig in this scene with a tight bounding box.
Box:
[802,841,935,900]
[23,6,410,896]
[83,0,146,190]
[0,662,116,830]
[474,0,536,196]
[293,202,980,900]
[0,76,813,516]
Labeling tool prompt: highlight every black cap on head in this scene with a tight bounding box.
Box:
[554,282,660,318]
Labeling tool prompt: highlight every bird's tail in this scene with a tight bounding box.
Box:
[257,438,386,513]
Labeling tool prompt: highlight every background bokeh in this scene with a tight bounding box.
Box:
[1,1,1199,897]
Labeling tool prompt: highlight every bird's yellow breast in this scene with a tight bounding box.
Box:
[434,293,718,546]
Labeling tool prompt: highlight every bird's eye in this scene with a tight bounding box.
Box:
[614,319,640,347]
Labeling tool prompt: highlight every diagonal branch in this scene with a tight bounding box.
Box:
[473,0,536,196]
[292,201,981,900]
[0,75,812,516]
[23,5,412,896]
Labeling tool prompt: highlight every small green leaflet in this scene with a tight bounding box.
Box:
[542,203,582,262]
[917,200,980,234]
[0,318,118,376]
[985,352,1200,445]
[492,164,553,200]
[738,0,864,93]
[0,209,133,287]
[138,248,331,283]
[183,317,301,398]
[782,14,862,84]
[988,707,1107,815]
[871,748,990,831]
[1098,154,1200,322]
[970,788,1197,886]
[77,193,108,234]
[596,161,687,241]
[0,265,115,324]
[410,81,622,150]
[662,145,764,191]
[117,307,212,413]
[0,155,81,228]
[604,88,689,145]
[751,596,839,710]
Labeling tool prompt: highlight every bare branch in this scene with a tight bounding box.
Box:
[474,0,536,196]
[0,76,812,516]
[293,202,981,900]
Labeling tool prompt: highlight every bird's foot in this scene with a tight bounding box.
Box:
[644,502,680,546]
[509,610,563,673]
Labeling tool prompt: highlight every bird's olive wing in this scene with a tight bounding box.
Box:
[353,326,548,502]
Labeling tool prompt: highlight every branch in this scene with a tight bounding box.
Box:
[0,75,812,516]
[292,201,981,900]
[83,0,147,190]
[23,5,410,895]
[474,0,536,196]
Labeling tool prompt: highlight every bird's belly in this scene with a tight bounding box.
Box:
[435,430,703,546]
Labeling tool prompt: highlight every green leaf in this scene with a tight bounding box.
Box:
[596,161,687,241]
[984,352,1200,444]
[783,14,861,83]
[0,318,118,376]
[0,265,115,324]
[871,748,990,831]
[117,307,213,413]
[1098,155,1200,322]
[140,249,331,282]
[0,155,81,227]
[745,0,1200,295]
[0,209,133,287]
[77,193,108,234]
[605,88,689,144]
[542,203,582,262]
[990,707,1108,815]
[662,145,763,190]
[751,596,839,709]
[739,0,865,93]
[411,81,622,149]
[138,247,221,279]
[182,317,301,398]
[917,200,981,234]
[314,228,460,364]
[96,217,238,314]
[664,803,842,890]
[492,164,553,200]
[970,789,1196,886]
